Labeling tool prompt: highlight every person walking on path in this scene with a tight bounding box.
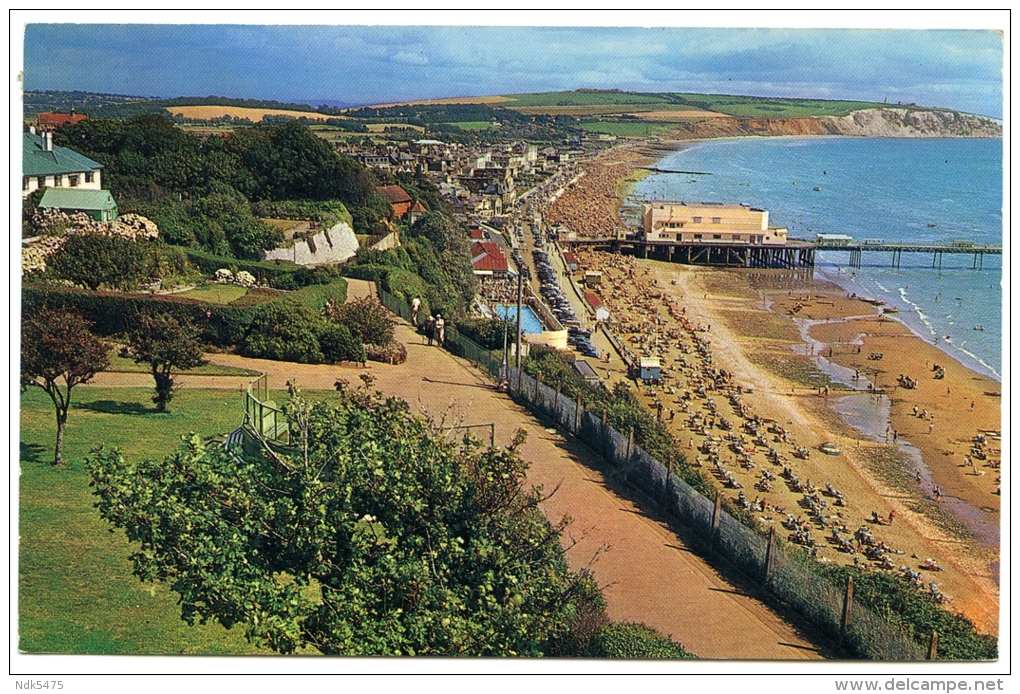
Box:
[411,296,422,326]
[434,314,446,347]
[425,315,436,346]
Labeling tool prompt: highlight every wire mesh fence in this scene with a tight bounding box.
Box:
[375,283,928,660]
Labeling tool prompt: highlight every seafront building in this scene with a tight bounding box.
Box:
[642,202,788,245]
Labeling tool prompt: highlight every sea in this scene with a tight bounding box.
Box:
[628,137,1004,380]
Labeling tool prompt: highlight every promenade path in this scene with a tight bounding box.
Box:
[87,282,825,659]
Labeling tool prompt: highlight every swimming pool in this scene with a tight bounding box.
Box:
[494,305,545,334]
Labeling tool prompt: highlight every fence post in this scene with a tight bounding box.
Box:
[763,525,776,583]
[574,394,582,434]
[626,427,634,467]
[555,384,562,423]
[663,454,674,506]
[601,410,609,460]
[710,493,722,550]
[840,576,854,640]
[535,374,541,406]
[927,631,938,661]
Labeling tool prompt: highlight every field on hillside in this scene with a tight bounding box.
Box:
[359,95,511,109]
[628,109,731,121]
[577,121,680,137]
[670,94,886,118]
[168,105,336,122]
[503,90,670,107]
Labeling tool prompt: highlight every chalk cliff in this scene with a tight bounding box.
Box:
[668,108,1002,140]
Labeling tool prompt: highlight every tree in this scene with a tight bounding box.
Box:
[21,308,110,466]
[325,296,395,347]
[85,384,598,655]
[122,313,206,411]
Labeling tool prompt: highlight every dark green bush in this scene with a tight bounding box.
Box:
[48,235,148,290]
[22,285,253,346]
[318,322,365,363]
[586,623,695,659]
[241,300,325,363]
[285,281,348,313]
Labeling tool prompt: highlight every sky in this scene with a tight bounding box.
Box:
[17,12,1007,118]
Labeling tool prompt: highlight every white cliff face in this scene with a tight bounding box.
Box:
[262,221,359,266]
[822,109,1002,138]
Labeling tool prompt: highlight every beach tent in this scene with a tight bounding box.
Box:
[639,357,661,383]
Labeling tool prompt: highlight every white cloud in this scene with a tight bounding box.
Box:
[390,50,429,65]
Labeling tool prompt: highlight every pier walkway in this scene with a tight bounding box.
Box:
[814,242,1002,270]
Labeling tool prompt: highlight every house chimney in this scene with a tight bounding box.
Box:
[29,125,36,135]
[44,131,54,151]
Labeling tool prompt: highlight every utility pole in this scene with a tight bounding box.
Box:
[515,270,523,370]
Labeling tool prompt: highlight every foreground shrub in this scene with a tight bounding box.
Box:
[326,296,395,346]
[48,235,147,290]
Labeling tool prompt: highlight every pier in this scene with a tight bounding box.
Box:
[814,242,1002,270]
[560,236,1000,272]
[561,237,817,269]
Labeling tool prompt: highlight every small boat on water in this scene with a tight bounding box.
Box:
[973,325,984,331]
[813,186,822,191]
[883,306,899,314]
[927,223,938,228]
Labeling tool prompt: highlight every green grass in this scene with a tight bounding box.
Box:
[577,121,677,137]
[504,90,670,107]
[444,121,494,131]
[19,387,271,654]
[669,93,887,118]
[176,284,249,305]
[104,348,260,377]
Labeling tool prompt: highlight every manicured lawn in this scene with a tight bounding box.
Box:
[19,387,270,654]
[104,348,259,377]
[176,284,249,305]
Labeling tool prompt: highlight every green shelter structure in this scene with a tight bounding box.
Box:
[38,188,118,223]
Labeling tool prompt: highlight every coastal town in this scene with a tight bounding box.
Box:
[19,78,1002,662]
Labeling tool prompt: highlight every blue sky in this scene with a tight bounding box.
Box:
[19,14,1005,118]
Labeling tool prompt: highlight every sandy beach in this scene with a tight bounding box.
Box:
[543,144,1001,635]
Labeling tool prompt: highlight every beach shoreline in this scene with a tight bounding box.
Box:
[543,140,1001,635]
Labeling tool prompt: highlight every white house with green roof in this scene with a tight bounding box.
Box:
[22,131,104,198]
[38,188,118,222]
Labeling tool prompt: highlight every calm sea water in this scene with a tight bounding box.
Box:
[630,137,1003,379]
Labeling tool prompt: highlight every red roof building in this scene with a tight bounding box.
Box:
[468,226,487,240]
[471,241,510,275]
[37,111,87,130]
[376,185,413,218]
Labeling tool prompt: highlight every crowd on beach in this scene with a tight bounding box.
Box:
[545,160,634,239]
[567,245,952,600]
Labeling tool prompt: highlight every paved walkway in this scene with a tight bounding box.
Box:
[86,283,824,659]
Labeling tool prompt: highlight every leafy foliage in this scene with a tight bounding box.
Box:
[325,296,395,347]
[85,386,597,655]
[585,623,695,658]
[240,299,364,364]
[821,566,996,660]
[122,313,206,411]
[21,308,110,466]
[48,235,148,290]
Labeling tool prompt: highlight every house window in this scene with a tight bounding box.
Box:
[732,235,742,241]
[693,216,702,223]
[693,234,703,240]
[37,176,45,188]
[23,177,29,191]
[85,172,94,183]
[712,217,722,224]
[52,175,62,187]
[69,174,79,187]
[713,234,722,240]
